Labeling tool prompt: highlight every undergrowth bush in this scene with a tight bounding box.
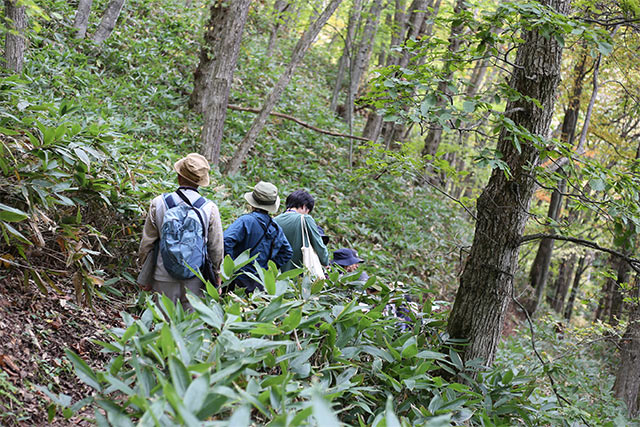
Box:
[43,258,564,426]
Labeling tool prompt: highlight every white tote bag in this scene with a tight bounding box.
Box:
[300,215,325,280]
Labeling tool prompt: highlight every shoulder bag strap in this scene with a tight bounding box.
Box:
[300,215,311,248]
[249,215,273,253]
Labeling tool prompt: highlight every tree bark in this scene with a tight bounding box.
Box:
[192,0,251,167]
[332,0,362,117]
[564,253,589,322]
[266,0,291,58]
[3,0,27,74]
[91,0,126,44]
[421,0,466,175]
[552,254,576,313]
[224,0,344,175]
[613,275,640,418]
[609,253,631,326]
[73,0,94,39]
[347,0,383,128]
[528,179,566,313]
[446,0,569,366]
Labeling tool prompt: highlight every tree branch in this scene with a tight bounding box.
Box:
[519,233,640,273]
[227,104,370,142]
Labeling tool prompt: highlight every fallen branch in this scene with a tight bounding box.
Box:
[227,104,370,142]
[520,233,640,273]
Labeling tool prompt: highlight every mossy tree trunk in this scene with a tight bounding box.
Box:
[446,0,569,366]
[614,274,640,418]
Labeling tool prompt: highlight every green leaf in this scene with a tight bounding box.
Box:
[64,349,101,391]
[0,203,28,222]
[228,405,251,427]
[185,294,223,331]
[169,356,191,397]
[463,100,476,113]
[385,395,401,427]
[282,307,302,332]
[184,375,209,413]
[312,391,340,425]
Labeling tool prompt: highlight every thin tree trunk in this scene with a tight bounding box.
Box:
[613,275,640,418]
[266,0,291,58]
[225,0,344,175]
[3,0,27,74]
[564,254,589,322]
[552,254,576,313]
[529,179,566,313]
[610,253,632,326]
[193,0,251,167]
[91,0,126,44]
[73,0,94,39]
[340,0,363,123]
[466,57,490,98]
[446,0,569,366]
[421,0,468,183]
[347,0,383,127]
[330,53,348,112]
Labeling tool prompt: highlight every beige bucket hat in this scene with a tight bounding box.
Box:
[244,181,280,213]
[173,153,210,187]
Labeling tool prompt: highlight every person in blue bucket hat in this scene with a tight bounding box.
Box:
[332,248,369,282]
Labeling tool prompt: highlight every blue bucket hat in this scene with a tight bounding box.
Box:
[332,248,364,267]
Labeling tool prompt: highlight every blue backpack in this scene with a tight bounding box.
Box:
[159,189,209,280]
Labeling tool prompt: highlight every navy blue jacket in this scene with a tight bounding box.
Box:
[223,211,293,275]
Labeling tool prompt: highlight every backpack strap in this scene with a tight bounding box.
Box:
[174,189,208,241]
[164,193,177,209]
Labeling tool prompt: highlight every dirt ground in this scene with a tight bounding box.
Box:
[0,270,130,426]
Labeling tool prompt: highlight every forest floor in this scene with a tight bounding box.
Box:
[0,272,128,426]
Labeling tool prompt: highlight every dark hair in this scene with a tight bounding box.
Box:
[285,190,315,213]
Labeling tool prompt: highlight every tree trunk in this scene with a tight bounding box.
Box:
[446,0,568,366]
[190,0,250,114]
[224,0,344,175]
[266,0,291,58]
[73,0,94,39]
[330,53,348,112]
[3,0,27,74]
[347,0,383,127]
[609,253,631,327]
[91,0,126,44]
[362,109,383,141]
[613,275,640,418]
[528,179,566,313]
[552,254,576,313]
[421,0,466,174]
[192,0,251,167]
[335,0,363,120]
[564,254,589,322]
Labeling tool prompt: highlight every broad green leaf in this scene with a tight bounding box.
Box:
[169,356,191,397]
[312,391,340,426]
[64,349,101,391]
[0,203,28,222]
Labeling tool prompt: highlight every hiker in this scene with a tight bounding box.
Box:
[332,248,369,282]
[274,190,329,271]
[137,153,224,306]
[223,181,293,293]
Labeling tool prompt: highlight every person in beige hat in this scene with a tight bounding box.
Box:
[223,181,292,293]
[137,153,223,307]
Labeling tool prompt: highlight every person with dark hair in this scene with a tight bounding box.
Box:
[274,190,329,271]
[223,181,292,293]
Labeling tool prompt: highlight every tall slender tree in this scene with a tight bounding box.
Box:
[446,0,570,365]
[225,0,344,175]
[190,0,251,166]
[73,0,94,39]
